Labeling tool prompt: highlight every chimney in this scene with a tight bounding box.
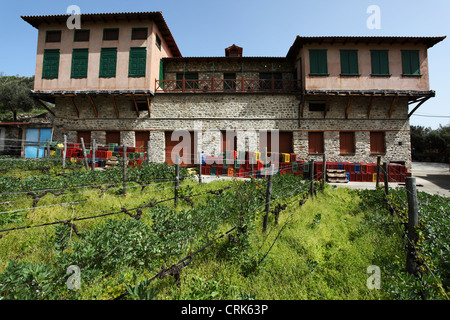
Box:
[225,44,243,57]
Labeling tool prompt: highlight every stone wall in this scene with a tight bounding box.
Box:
[52,92,413,170]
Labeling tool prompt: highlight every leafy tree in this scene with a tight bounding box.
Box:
[0,73,39,121]
[411,124,450,163]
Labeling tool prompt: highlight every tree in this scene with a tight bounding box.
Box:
[0,73,38,121]
[411,124,450,163]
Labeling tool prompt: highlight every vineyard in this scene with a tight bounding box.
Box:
[0,156,448,300]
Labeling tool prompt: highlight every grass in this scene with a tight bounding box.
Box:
[154,185,402,300]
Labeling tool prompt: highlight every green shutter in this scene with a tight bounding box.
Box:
[340,50,359,76]
[159,59,164,88]
[128,47,147,77]
[99,48,117,78]
[71,49,89,79]
[402,50,421,76]
[309,50,328,75]
[42,49,60,79]
[371,50,390,76]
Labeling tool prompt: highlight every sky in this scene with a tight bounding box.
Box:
[0,0,448,128]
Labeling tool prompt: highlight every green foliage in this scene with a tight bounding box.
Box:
[411,124,450,163]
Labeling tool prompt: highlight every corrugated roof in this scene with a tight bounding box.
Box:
[21,11,182,57]
[286,35,446,58]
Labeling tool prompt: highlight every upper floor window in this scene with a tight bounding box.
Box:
[371,50,390,76]
[340,50,359,76]
[128,47,147,78]
[402,50,421,77]
[309,102,326,112]
[309,49,328,76]
[103,28,119,41]
[176,73,198,89]
[259,73,282,89]
[99,48,117,78]
[224,73,236,91]
[71,48,89,79]
[42,49,60,79]
[155,34,162,50]
[132,28,148,40]
[46,30,61,43]
[74,29,90,42]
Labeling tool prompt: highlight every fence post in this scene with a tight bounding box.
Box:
[405,177,419,275]
[198,152,202,184]
[383,161,389,196]
[322,154,326,191]
[174,154,180,208]
[310,160,315,199]
[62,134,67,173]
[376,156,381,188]
[263,164,274,233]
[91,139,96,171]
[146,140,151,163]
[46,139,50,158]
[123,146,127,196]
[80,138,89,171]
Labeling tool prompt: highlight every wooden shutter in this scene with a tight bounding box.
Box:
[165,131,195,167]
[129,47,147,77]
[371,50,389,75]
[340,50,359,75]
[71,49,89,79]
[132,28,148,40]
[103,28,119,41]
[308,132,324,154]
[77,131,91,148]
[74,30,90,42]
[99,48,117,78]
[402,50,420,76]
[46,31,61,43]
[135,131,150,153]
[42,49,60,79]
[106,131,120,145]
[370,132,385,154]
[339,132,355,154]
[309,50,328,75]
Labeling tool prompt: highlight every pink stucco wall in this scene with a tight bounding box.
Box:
[34,19,173,92]
[298,43,430,92]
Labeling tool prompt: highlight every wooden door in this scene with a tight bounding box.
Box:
[135,131,150,153]
[260,131,293,154]
[165,131,196,167]
[77,131,91,148]
[106,131,120,145]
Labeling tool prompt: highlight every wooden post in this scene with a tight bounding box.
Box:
[405,177,419,275]
[263,147,268,179]
[263,164,274,233]
[91,139,96,171]
[174,154,180,207]
[46,139,50,158]
[310,160,315,199]
[322,154,326,191]
[198,152,203,184]
[383,161,389,197]
[146,140,151,163]
[376,156,381,188]
[80,138,89,171]
[123,146,127,196]
[62,134,67,173]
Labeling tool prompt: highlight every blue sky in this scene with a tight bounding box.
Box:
[0,0,448,128]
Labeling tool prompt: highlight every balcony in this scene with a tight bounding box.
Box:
[155,77,301,93]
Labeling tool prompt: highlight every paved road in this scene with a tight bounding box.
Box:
[328,162,449,197]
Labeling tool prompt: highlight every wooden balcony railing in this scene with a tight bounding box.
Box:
[155,77,301,93]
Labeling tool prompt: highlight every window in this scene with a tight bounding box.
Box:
[402,50,421,76]
[309,50,328,75]
[309,102,326,112]
[339,132,355,154]
[155,34,162,50]
[224,73,236,91]
[71,49,89,79]
[46,30,61,43]
[176,73,198,89]
[259,73,282,90]
[132,28,148,40]
[99,48,117,78]
[42,49,60,79]
[128,47,147,78]
[74,29,90,42]
[340,50,359,76]
[370,132,385,154]
[103,28,119,41]
[308,132,324,154]
[371,50,390,76]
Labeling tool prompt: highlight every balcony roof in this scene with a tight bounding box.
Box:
[286,35,446,58]
[21,11,182,57]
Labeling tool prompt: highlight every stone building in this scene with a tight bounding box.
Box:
[21,11,445,169]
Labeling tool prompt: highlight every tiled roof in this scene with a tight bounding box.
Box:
[286,35,446,58]
[21,11,181,57]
